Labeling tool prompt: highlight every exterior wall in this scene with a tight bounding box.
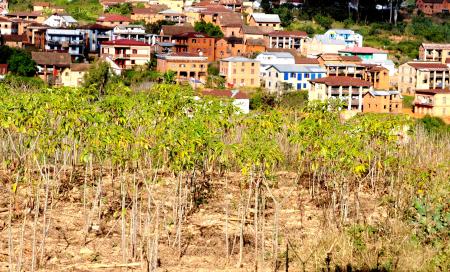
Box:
[60,68,87,87]
[219,60,260,88]
[245,44,265,55]
[131,13,158,23]
[264,67,326,93]
[101,45,151,69]
[414,93,450,117]
[419,46,450,64]
[215,39,245,60]
[45,29,85,56]
[364,69,390,90]
[363,93,402,113]
[97,21,130,27]
[256,54,295,76]
[398,63,416,94]
[398,63,450,94]
[302,39,347,56]
[149,0,183,12]
[0,21,16,35]
[4,39,23,48]
[416,0,450,15]
[222,26,242,38]
[157,58,209,81]
[175,37,216,62]
[248,17,281,30]
[309,83,370,111]
[268,36,306,51]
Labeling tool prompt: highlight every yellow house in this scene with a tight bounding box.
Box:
[220,56,261,88]
[414,89,450,117]
[398,61,449,94]
[419,43,450,64]
[248,13,281,31]
[148,0,184,12]
[60,64,91,87]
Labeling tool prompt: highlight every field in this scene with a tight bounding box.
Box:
[0,83,448,271]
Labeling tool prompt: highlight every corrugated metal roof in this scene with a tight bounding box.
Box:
[221,56,258,62]
[250,13,281,23]
[258,52,295,59]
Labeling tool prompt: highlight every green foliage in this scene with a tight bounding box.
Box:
[278,91,308,109]
[273,5,295,27]
[250,91,277,110]
[417,115,450,135]
[406,16,450,43]
[402,95,414,109]
[314,14,334,29]
[106,3,132,15]
[162,71,176,84]
[144,20,176,34]
[207,62,220,76]
[1,74,45,90]
[194,21,224,38]
[83,60,112,96]
[0,46,36,76]
[121,69,161,86]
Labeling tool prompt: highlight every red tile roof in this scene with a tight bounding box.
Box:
[421,43,450,50]
[311,76,371,87]
[174,32,212,39]
[339,47,387,54]
[296,57,320,65]
[408,62,449,70]
[415,88,450,95]
[132,6,168,14]
[97,14,132,22]
[268,30,308,37]
[319,53,362,62]
[0,16,10,22]
[31,52,71,66]
[201,89,250,99]
[102,39,150,46]
[161,25,195,36]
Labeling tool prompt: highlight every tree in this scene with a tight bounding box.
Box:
[106,3,132,15]
[163,71,176,84]
[7,50,36,77]
[194,21,224,38]
[83,60,111,96]
[314,14,334,29]
[145,20,176,34]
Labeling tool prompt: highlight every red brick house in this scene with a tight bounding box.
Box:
[416,0,450,15]
[172,32,216,62]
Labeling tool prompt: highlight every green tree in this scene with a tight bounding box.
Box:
[7,51,36,76]
[83,60,112,96]
[194,21,224,38]
[145,20,176,34]
[106,3,132,15]
[163,71,176,84]
[314,14,334,29]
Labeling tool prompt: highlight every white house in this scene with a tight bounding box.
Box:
[264,64,327,93]
[113,24,156,45]
[199,89,250,114]
[255,52,295,77]
[322,29,363,47]
[43,14,78,28]
[338,47,396,75]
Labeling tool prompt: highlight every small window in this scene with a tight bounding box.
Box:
[65,72,69,76]
[251,63,255,67]
[251,69,254,74]
[251,79,254,84]
[192,39,196,43]
[132,49,137,54]
[131,60,136,64]
[233,69,236,74]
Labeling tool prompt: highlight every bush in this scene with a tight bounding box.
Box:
[418,115,450,135]
[250,91,277,110]
[314,14,334,29]
[278,91,308,109]
[194,21,224,38]
[1,74,45,90]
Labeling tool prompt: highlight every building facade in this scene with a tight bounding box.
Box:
[219,57,261,88]
[45,28,86,59]
[414,89,450,117]
[419,43,450,64]
[267,30,308,51]
[362,90,402,113]
[416,0,450,15]
[101,39,152,70]
[172,32,216,62]
[265,64,326,93]
[255,52,295,77]
[248,13,281,30]
[157,52,209,82]
[321,29,363,47]
[398,61,450,94]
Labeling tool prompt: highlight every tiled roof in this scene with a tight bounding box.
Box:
[421,43,450,50]
[250,13,281,23]
[219,0,244,5]
[161,25,195,36]
[97,14,132,22]
[31,52,71,66]
[296,57,320,65]
[367,90,400,96]
[132,5,168,14]
[2,34,26,42]
[339,47,387,54]
[0,16,10,22]
[201,89,250,99]
[268,30,307,38]
[102,39,149,46]
[415,88,450,94]
[217,12,243,27]
[408,62,449,70]
[174,32,212,38]
[6,11,42,17]
[310,76,371,87]
[245,38,265,46]
[319,54,361,62]
[70,63,91,72]
[241,25,265,35]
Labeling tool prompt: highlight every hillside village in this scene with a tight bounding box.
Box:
[0,0,449,117]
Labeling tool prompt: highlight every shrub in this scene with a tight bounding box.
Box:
[314,14,334,29]
[418,115,450,135]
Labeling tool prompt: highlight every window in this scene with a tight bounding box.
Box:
[180,64,186,68]
[233,69,236,74]
[251,79,254,84]
[384,105,387,109]
[200,65,204,68]
[305,73,310,78]
[132,49,137,54]
[251,69,254,74]
[233,79,236,84]
[241,68,244,72]
[241,79,244,84]
[268,72,271,77]
[65,72,69,76]
[192,39,196,43]
[192,64,196,68]
[251,62,255,67]
[131,60,135,64]
[443,97,447,104]
[291,73,296,78]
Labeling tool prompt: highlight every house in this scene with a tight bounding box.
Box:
[157,9,187,24]
[45,28,86,60]
[255,52,295,77]
[200,89,250,114]
[419,43,450,64]
[361,64,391,90]
[2,34,25,48]
[219,56,260,88]
[264,64,326,93]
[96,14,133,27]
[113,25,154,44]
[414,88,450,117]
[24,23,47,50]
[160,24,195,42]
[318,54,365,79]
[309,76,373,111]
[43,14,78,28]
[60,63,91,87]
[101,39,152,70]
[416,0,450,15]
[215,37,245,60]
[338,46,396,75]
[240,25,266,42]
[5,11,45,23]
[84,23,113,54]
[363,90,402,113]
[156,52,209,82]
[0,0,7,15]
[196,4,233,24]
[0,16,17,35]
[267,30,308,51]
[148,0,184,12]
[321,29,363,47]
[216,12,243,38]
[31,51,72,84]
[398,61,450,94]
[245,38,266,55]
[248,13,281,31]
[302,35,347,57]
[172,32,216,62]
[219,0,243,12]
[130,6,168,23]
[33,2,50,11]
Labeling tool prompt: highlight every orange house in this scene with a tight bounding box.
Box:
[172,32,216,62]
[215,37,245,60]
[363,90,402,113]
